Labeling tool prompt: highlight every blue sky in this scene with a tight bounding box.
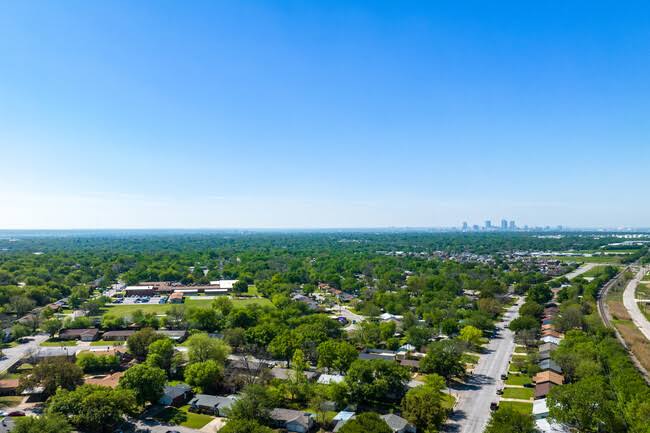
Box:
[1,1,649,229]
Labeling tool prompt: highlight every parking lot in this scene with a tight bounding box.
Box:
[111,296,167,305]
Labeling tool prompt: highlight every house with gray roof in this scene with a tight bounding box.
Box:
[270,408,314,433]
[381,413,416,433]
[189,394,238,416]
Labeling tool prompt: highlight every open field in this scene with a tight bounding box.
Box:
[550,255,624,264]
[103,297,273,318]
[498,401,533,414]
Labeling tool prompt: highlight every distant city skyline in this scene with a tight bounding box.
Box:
[1,2,649,229]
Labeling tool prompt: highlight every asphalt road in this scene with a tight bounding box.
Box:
[623,267,650,340]
[444,297,523,433]
[0,334,48,373]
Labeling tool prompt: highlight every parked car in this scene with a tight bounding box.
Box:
[490,402,499,411]
[8,411,25,416]
[500,373,508,380]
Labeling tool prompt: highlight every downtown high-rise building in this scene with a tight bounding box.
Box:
[501,219,508,230]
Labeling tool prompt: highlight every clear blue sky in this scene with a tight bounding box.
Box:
[1,1,649,229]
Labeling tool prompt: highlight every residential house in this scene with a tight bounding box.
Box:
[535,382,556,400]
[269,367,319,381]
[157,329,188,342]
[542,330,563,338]
[189,394,238,416]
[332,411,355,432]
[102,330,136,341]
[538,342,558,353]
[533,398,550,420]
[317,374,344,385]
[58,328,99,342]
[541,335,561,345]
[538,359,562,374]
[535,418,570,433]
[270,408,314,433]
[0,379,18,396]
[538,350,553,361]
[84,372,124,388]
[359,349,397,362]
[399,359,421,371]
[533,371,564,385]
[380,414,416,433]
[34,347,76,361]
[159,383,193,406]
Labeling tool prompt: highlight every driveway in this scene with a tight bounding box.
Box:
[623,267,650,340]
[0,334,48,373]
[443,297,523,433]
[123,419,202,433]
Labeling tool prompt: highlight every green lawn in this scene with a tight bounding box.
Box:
[581,265,609,277]
[39,340,77,347]
[105,297,272,318]
[90,340,125,346]
[513,346,527,354]
[499,401,533,415]
[461,353,480,364]
[155,405,214,429]
[442,393,456,410]
[503,387,533,400]
[0,396,23,408]
[505,374,532,386]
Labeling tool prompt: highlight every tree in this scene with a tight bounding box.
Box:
[317,340,357,373]
[267,331,296,362]
[458,325,483,348]
[338,412,391,433]
[127,328,165,358]
[19,358,83,397]
[213,297,234,316]
[345,359,410,403]
[219,419,273,433]
[76,352,120,373]
[10,296,36,316]
[227,384,277,423]
[420,340,465,381]
[47,384,137,433]
[119,363,167,405]
[13,413,72,433]
[11,323,31,340]
[188,307,221,332]
[401,374,447,432]
[485,407,537,433]
[42,318,63,337]
[509,316,539,333]
[186,333,231,364]
[547,376,622,432]
[185,360,223,392]
[146,337,175,373]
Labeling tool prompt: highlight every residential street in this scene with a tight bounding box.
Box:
[623,267,650,340]
[443,297,523,433]
[0,334,48,373]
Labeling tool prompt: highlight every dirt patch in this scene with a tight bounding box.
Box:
[608,299,631,321]
[615,321,650,372]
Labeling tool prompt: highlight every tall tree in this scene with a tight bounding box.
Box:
[119,363,167,405]
[19,358,83,397]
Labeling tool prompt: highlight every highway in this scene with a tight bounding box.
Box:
[623,266,650,340]
[0,334,48,374]
[443,297,523,433]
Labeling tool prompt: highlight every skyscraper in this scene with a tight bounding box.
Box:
[462,221,468,231]
[485,220,492,230]
[501,219,508,230]
[509,220,516,230]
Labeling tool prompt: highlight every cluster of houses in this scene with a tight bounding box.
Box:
[532,289,569,433]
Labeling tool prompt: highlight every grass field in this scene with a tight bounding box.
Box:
[581,265,611,278]
[503,387,533,400]
[505,373,532,386]
[104,297,272,318]
[155,405,214,429]
[550,255,624,264]
[499,401,533,414]
[513,346,527,354]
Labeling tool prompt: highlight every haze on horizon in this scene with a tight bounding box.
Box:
[1,1,649,230]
